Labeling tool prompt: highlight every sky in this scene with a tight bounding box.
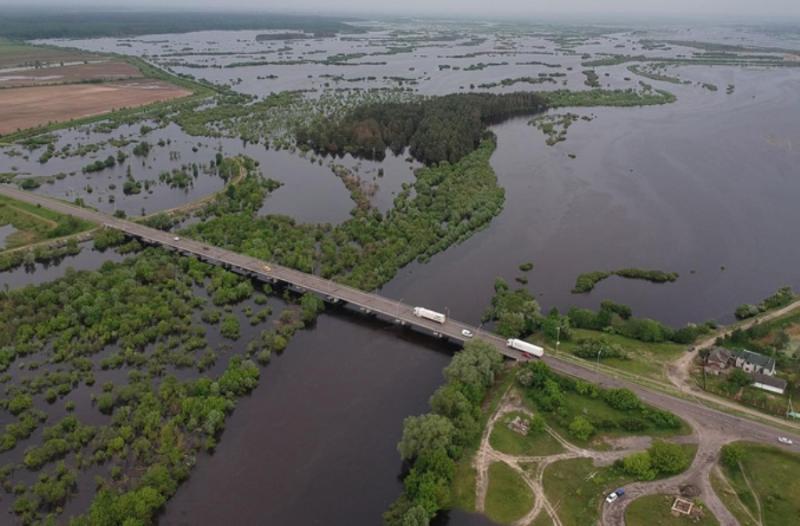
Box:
[10,1,800,19]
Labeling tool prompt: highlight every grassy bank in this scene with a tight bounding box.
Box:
[543,328,685,383]
[0,194,93,250]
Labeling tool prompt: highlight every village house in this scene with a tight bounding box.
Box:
[704,347,733,376]
[703,347,787,395]
[733,349,776,376]
[751,372,788,395]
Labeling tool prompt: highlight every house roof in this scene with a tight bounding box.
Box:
[752,372,787,391]
[708,347,732,362]
[734,349,775,370]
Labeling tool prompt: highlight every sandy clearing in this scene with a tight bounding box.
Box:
[0,80,191,135]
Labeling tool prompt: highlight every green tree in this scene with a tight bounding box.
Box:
[721,443,743,469]
[649,440,690,475]
[397,414,455,461]
[568,416,595,441]
[622,451,656,480]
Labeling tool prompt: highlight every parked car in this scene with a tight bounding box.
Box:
[461,329,474,338]
[778,436,793,445]
[173,236,180,241]
[606,488,625,503]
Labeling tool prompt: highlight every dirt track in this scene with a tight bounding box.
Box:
[0,80,190,134]
[473,390,709,526]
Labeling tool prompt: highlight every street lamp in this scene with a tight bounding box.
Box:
[556,325,561,351]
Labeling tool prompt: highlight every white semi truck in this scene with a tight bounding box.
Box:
[413,307,446,324]
[507,338,544,358]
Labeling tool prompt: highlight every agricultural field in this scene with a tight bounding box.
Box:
[0,60,143,88]
[0,80,191,136]
[0,41,193,136]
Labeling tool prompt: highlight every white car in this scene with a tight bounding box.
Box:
[461,329,474,338]
[778,437,793,445]
[173,236,180,241]
[605,492,619,504]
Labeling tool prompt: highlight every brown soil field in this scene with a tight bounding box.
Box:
[0,80,191,135]
[0,61,143,88]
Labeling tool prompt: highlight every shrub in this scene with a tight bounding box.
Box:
[568,416,595,441]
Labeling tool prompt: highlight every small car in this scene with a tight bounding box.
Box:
[778,436,793,445]
[263,265,272,272]
[461,329,474,338]
[606,488,625,504]
[173,236,180,241]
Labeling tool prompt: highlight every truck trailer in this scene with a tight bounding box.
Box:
[413,307,446,324]
[506,339,544,358]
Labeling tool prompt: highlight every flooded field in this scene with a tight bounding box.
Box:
[3,19,800,526]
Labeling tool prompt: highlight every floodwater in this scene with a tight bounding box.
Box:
[3,21,800,526]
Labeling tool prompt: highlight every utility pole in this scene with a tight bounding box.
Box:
[596,348,603,371]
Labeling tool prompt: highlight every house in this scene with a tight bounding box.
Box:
[733,349,776,376]
[751,373,787,395]
[704,347,733,375]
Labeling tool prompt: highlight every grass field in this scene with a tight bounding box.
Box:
[522,387,690,449]
[485,461,534,525]
[489,411,564,456]
[718,442,800,526]
[540,328,686,383]
[0,80,191,135]
[0,194,92,249]
[542,458,630,526]
[709,469,758,526]
[626,494,718,525]
[448,457,478,512]
[530,511,554,526]
[0,39,97,69]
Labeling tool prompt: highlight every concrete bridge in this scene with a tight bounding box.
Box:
[0,185,524,360]
[4,185,800,451]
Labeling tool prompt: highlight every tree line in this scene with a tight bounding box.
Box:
[295,92,547,165]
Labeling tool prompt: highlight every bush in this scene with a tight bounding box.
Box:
[721,443,743,469]
[602,388,641,411]
[219,315,240,340]
[649,440,691,475]
[622,451,656,480]
[568,416,595,441]
[572,338,627,360]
